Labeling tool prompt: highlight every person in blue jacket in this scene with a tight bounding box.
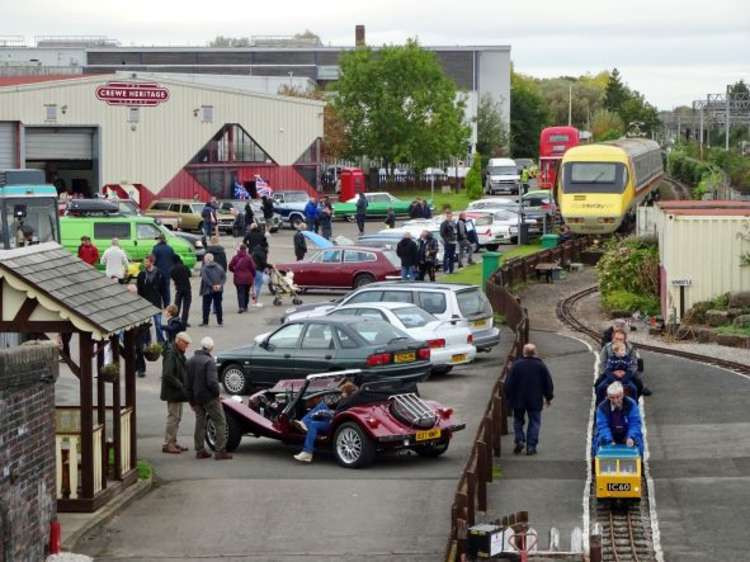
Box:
[595,381,643,455]
[595,342,639,405]
[304,197,319,233]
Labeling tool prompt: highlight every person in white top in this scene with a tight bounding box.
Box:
[101,238,129,282]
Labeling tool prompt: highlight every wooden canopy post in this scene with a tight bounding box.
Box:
[79,331,94,500]
[111,334,122,480]
[123,329,137,473]
[96,343,107,492]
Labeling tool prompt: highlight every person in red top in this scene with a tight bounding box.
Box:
[77,236,100,266]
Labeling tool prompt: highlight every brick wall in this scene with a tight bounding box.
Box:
[0,342,58,562]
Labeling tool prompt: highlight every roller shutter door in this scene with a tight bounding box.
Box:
[0,122,16,169]
[25,127,94,160]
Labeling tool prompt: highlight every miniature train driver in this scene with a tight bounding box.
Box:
[595,381,643,455]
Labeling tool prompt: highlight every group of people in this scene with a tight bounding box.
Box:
[303,195,335,239]
[439,208,478,274]
[502,318,650,457]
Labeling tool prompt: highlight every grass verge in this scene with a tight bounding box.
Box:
[398,189,473,212]
[437,243,545,286]
[715,325,750,337]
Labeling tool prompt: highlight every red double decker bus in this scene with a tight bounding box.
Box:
[538,126,580,190]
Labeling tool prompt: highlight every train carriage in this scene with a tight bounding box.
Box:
[558,138,663,234]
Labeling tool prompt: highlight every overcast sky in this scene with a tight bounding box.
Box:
[4,0,748,109]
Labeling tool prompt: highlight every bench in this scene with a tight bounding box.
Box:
[534,262,562,283]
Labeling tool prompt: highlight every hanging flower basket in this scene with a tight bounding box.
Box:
[144,342,164,362]
[100,362,120,383]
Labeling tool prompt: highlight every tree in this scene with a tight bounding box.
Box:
[208,35,251,48]
[591,109,624,141]
[464,153,483,200]
[331,39,470,173]
[510,72,550,158]
[604,68,629,114]
[277,84,348,161]
[476,94,509,166]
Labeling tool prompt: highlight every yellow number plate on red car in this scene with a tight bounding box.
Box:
[394,351,416,363]
[416,428,441,441]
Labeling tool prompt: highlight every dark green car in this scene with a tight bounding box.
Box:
[333,192,432,219]
[216,316,431,394]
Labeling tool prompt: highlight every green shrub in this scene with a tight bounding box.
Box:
[602,290,660,316]
[465,152,483,200]
[137,460,153,480]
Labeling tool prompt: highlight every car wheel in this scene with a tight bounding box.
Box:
[290,215,303,229]
[333,422,376,468]
[485,244,499,251]
[221,364,248,395]
[431,365,453,376]
[414,438,450,458]
[206,410,243,452]
[353,273,375,288]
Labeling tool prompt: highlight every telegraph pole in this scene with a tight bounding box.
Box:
[725,85,731,151]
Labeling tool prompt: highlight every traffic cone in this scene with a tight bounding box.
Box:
[49,519,61,555]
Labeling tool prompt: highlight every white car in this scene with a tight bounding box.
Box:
[326,302,476,374]
[467,197,518,212]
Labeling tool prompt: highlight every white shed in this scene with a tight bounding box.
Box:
[656,200,750,322]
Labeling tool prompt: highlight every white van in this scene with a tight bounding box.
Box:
[485,158,521,195]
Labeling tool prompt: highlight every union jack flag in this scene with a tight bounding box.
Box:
[255,175,273,198]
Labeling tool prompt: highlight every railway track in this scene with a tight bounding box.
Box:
[556,285,750,376]
[595,497,653,561]
[660,175,691,200]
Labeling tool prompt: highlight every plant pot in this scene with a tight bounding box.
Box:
[100,363,120,382]
[144,343,163,362]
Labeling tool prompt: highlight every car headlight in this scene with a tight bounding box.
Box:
[195,240,204,248]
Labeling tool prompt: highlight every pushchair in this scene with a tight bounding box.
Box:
[266,265,303,306]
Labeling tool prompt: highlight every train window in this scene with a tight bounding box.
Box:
[600,459,618,473]
[619,459,637,474]
[562,162,627,194]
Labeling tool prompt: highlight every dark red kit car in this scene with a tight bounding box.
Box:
[275,246,401,289]
[206,370,466,468]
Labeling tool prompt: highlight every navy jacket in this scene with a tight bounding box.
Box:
[504,356,554,411]
[151,241,176,275]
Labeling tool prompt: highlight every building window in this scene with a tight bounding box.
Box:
[45,105,57,122]
[128,107,140,123]
[189,124,273,164]
[201,105,214,123]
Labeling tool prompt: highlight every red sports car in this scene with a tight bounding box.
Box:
[276,246,401,289]
[206,370,466,468]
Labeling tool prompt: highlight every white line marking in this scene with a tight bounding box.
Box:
[639,395,665,562]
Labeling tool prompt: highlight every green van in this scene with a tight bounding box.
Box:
[60,215,197,274]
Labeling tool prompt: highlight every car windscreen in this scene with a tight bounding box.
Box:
[456,288,492,318]
[352,321,409,345]
[488,166,517,175]
[382,250,401,269]
[562,162,627,194]
[393,306,434,328]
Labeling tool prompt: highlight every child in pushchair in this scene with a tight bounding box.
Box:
[266,264,303,306]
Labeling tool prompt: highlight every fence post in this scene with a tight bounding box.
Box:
[492,393,502,456]
[465,471,476,527]
[482,418,493,480]
[477,441,488,512]
[499,380,509,435]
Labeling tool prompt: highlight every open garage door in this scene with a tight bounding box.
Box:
[24,127,98,197]
[26,127,94,160]
[0,122,17,170]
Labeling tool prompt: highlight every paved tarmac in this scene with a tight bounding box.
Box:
[55,218,516,560]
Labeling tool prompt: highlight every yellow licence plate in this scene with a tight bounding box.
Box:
[471,319,487,329]
[451,353,467,363]
[394,351,415,363]
[416,428,441,442]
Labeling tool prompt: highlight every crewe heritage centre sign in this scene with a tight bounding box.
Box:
[95,82,170,107]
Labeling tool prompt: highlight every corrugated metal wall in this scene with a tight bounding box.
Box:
[0,76,324,197]
[0,122,16,169]
[660,214,750,321]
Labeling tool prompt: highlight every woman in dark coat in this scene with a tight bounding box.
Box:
[228,244,256,313]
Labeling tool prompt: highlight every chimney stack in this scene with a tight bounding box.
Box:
[355,25,365,47]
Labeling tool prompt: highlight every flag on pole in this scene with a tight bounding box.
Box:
[255,175,273,198]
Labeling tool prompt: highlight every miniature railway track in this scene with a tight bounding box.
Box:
[660,175,691,200]
[556,285,750,376]
[596,501,652,562]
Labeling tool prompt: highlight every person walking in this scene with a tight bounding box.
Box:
[199,253,226,327]
[243,200,255,229]
[161,304,185,344]
[170,255,192,327]
[206,235,227,271]
[355,192,368,235]
[261,195,274,235]
[228,244,256,313]
[137,255,166,344]
[384,207,396,229]
[318,202,333,240]
[408,198,423,219]
[440,210,458,274]
[293,222,307,261]
[250,243,268,308]
[304,197,319,232]
[416,230,439,282]
[152,233,176,306]
[396,231,419,280]
[160,331,191,454]
[456,212,475,267]
[186,336,233,460]
[504,343,554,455]
[201,198,218,242]
[100,238,129,282]
[77,236,99,266]
[243,223,268,256]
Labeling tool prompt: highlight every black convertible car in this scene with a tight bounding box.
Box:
[215,316,432,394]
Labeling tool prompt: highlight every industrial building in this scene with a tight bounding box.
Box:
[0,72,324,205]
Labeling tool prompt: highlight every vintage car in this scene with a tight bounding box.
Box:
[271,190,311,228]
[206,370,466,468]
[333,192,431,220]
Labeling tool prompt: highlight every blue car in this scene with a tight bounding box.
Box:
[272,191,311,229]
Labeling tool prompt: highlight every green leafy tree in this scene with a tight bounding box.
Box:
[591,109,624,141]
[604,68,629,113]
[332,40,470,174]
[464,153,483,200]
[476,93,509,169]
[510,72,550,158]
[208,35,251,47]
